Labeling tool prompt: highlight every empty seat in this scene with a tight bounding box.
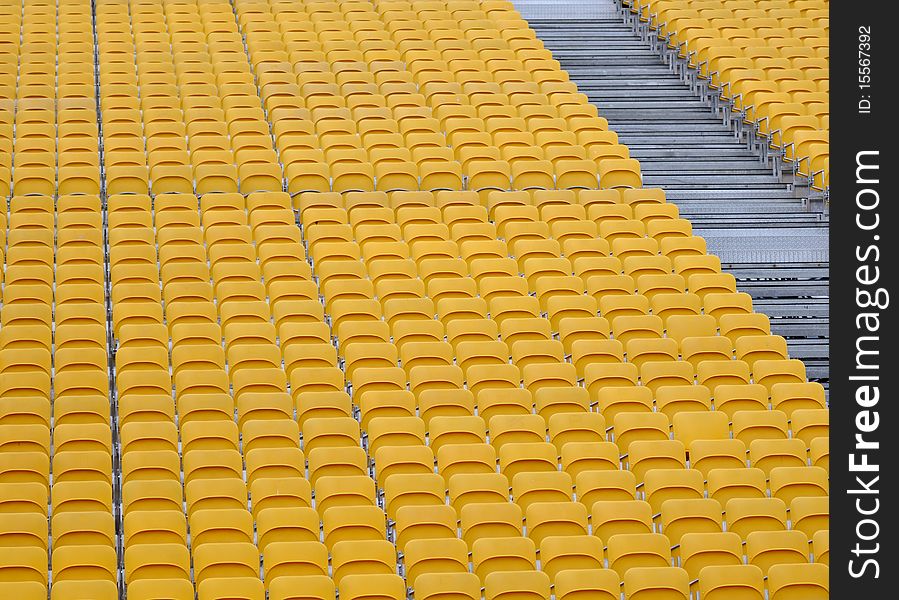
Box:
[592,500,653,541]
[539,535,605,579]
[339,574,406,600]
[606,533,672,576]
[414,573,480,600]
[767,563,829,600]
[525,501,589,544]
[554,569,620,600]
[725,497,789,538]
[472,536,537,580]
[698,565,765,600]
[484,571,551,600]
[623,567,690,600]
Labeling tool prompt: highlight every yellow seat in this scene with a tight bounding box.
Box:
[484,571,551,600]
[414,573,481,600]
[623,567,690,600]
[554,569,620,600]
[404,538,469,584]
[697,564,765,600]
[339,574,406,600]
[606,533,671,576]
[472,536,537,580]
[725,497,788,538]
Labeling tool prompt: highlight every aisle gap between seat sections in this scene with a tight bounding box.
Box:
[88,0,126,596]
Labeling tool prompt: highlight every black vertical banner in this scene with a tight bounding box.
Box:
[830,1,894,596]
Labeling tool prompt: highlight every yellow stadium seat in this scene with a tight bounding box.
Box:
[698,565,765,600]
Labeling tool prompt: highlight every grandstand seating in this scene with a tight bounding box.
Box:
[626,0,829,194]
[0,0,828,598]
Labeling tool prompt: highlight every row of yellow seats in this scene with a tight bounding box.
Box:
[107,405,812,508]
[103,191,808,418]
[6,162,100,198]
[300,189,672,236]
[0,74,97,101]
[696,42,828,82]
[0,2,91,21]
[244,82,603,119]
[260,480,827,556]
[634,0,828,23]
[298,188,667,215]
[636,0,830,188]
[296,373,822,447]
[748,92,826,134]
[97,4,277,199]
[119,466,826,585]
[305,272,764,355]
[222,1,628,200]
[109,493,822,579]
[100,193,758,379]
[263,0,518,19]
[109,298,828,588]
[0,30,92,65]
[103,153,632,198]
[110,195,333,600]
[663,15,827,49]
[301,415,829,510]
[310,274,740,338]
[401,443,826,515]
[0,564,831,600]
[301,385,825,461]
[712,58,827,103]
[235,34,556,64]
[287,401,825,499]
[113,249,281,600]
[669,13,827,29]
[411,564,832,600]
[235,28,560,63]
[110,226,308,337]
[292,352,810,423]
[252,1,527,30]
[297,342,822,415]
[93,10,592,197]
[675,30,827,58]
[0,7,97,197]
[100,1,530,46]
[110,195,237,597]
[675,36,828,65]
[109,418,828,596]
[302,195,690,251]
[0,188,115,598]
[1,97,96,118]
[110,408,825,593]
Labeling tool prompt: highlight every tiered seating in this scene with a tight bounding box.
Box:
[1,0,100,199]
[1,1,114,598]
[0,0,828,598]
[628,0,829,192]
[1,191,116,600]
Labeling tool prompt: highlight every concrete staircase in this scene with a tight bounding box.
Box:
[517,0,829,385]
